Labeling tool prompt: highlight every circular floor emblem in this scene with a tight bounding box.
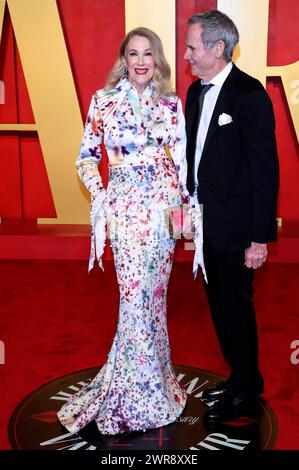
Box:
[9,365,277,450]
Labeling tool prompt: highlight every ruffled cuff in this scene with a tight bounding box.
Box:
[189,195,207,283]
[89,190,107,272]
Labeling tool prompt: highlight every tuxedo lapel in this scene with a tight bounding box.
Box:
[186,81,202,139]
[186,81,202,194]
[199,91,226,164]
[198,64,239,170]
[186,80,203,183]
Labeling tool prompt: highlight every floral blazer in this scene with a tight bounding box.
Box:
[76,77,189,272]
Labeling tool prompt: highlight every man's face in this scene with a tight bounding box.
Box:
[184,23,218,79]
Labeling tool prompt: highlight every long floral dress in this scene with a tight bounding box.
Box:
[57,77,188,435]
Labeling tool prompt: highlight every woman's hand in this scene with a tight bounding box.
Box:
[182,206,195,239]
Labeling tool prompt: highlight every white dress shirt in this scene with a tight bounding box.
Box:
[194,61,233,186]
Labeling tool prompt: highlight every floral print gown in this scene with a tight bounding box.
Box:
[57,77,188,435]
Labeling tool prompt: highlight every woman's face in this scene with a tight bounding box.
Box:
[124,35,156,91]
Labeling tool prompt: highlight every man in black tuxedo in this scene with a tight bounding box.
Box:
[184,10,279,422]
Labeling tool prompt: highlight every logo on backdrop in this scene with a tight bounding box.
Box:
[8,365,277,450]
[290,340,299,365]
[0,340,5,365]
[0,80,5,104]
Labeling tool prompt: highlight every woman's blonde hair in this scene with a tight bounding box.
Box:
[105,27,174,100]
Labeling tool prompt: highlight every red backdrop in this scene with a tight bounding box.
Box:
[0,0,298,222]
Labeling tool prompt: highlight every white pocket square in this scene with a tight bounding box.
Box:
[218,113,233,126]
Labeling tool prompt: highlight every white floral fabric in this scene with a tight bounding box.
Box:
[57,78,188,435]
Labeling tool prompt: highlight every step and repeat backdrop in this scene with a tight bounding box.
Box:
[0,0,298,229]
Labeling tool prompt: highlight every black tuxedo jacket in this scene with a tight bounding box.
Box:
[185,64,279,252]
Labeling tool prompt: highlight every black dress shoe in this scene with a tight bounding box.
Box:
[204,395,260,423]
[201,380,230,402]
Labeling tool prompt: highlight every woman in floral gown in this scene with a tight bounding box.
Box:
[57,27,189,436]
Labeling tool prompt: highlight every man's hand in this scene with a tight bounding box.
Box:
[245,242,268,269]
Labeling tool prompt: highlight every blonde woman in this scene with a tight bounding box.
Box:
[57,28,189,436]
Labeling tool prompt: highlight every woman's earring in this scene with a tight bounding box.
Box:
[124,65,128,75]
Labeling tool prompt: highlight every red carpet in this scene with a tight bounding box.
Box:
[0,259,299,449]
